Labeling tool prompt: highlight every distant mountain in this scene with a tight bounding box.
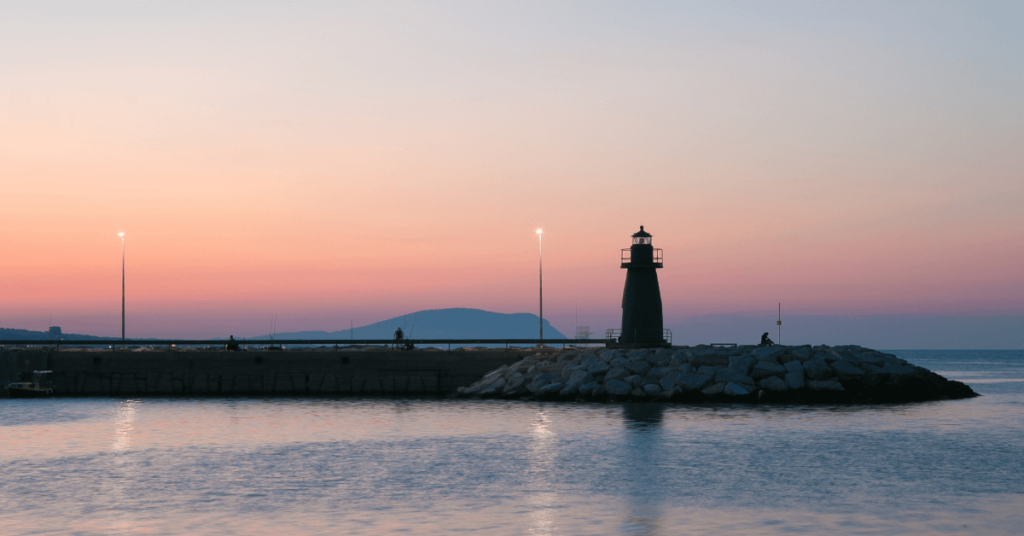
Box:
[0,328,116,341]
[253,308,567,341]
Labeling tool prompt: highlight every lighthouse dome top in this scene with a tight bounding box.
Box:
[632,226,652,245]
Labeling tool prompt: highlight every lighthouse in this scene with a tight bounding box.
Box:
[617,226,669,348]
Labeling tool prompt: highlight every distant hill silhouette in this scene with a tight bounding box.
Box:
[252,308,567,340]
[0,328,115,341]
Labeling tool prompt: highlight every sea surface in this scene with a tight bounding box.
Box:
[1,350,1022,535]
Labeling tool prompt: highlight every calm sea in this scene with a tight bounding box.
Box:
[1,350,1022,535]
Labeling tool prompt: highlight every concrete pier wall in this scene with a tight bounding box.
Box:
[1,350,49,386]
[0,347,538,397]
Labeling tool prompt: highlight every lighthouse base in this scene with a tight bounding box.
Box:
[604,329,673,349]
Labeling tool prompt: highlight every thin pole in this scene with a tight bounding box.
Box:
[538,232,543,342]
[121,235,125,348]
[777,303,782,345]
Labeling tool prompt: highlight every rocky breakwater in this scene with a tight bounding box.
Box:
[456,345,977,403]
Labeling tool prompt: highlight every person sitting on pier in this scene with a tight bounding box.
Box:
[227,335,240,351]
[760,332,775,347]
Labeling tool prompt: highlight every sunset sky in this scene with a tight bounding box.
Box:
[2,1,1022,338]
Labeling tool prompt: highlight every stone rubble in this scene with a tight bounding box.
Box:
[456,345,977,403]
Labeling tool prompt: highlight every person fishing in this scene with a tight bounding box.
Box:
[760,332,775,347]
[394,327,404,349]
[227,335,240,351]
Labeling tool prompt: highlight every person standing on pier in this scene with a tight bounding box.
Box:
[394,327,404,349]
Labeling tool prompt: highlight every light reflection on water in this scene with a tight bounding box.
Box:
[0,350,1022,535]
[527,410,557,536]
[112,400,137,452]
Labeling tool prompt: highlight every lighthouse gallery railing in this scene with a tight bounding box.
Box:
[620,248,663,267]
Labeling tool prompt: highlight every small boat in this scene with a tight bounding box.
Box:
[6,371,54,398]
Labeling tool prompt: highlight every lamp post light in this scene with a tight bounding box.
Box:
[119,232,125,348]
[537,229,543,343]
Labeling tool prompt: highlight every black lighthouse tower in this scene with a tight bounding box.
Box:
[617,226,669,348]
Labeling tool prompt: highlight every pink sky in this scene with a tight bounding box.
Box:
[2,2,1022,338]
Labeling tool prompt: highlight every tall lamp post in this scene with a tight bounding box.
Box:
[119,232,125,348]
[537,229,543,343]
